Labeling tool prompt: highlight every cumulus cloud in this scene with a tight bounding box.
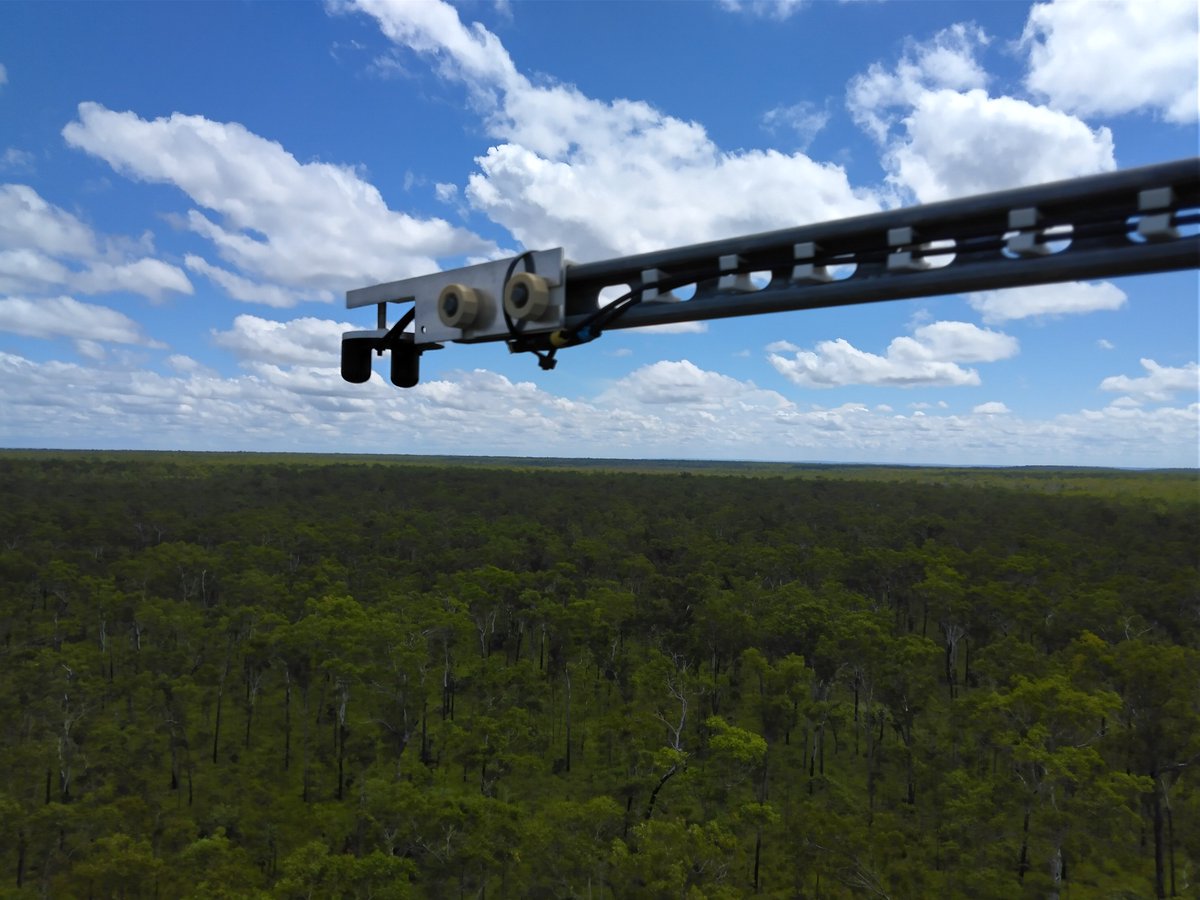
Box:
[62,102,498,302]
[973,401,1010,415]
[0,249,71,295]
[718,0,807,20]
[1097,339,1115,351]
[0,348,1194,466]
[72,258,194,302]
[847,24,1115,202]
[185,256,314,308]
[888,91,1114,202]
[1100,359,1199,403]
[74,339,107,361]
[1022,0,1198,123]
[346,0,880,262]
[211,314,358,368]
[967,281,1127,324]
[769,321,1018,388]
[608,359,789,409]
[848,24,990,144]
[0,296,163,347]
[762,101,830,150]
[0,184,192,301]
[166,354,210,375]
[0,184,96,257]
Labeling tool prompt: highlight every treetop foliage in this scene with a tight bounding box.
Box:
[0,452,1196,898]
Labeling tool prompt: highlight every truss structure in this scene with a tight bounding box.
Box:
[341,158,1199,387]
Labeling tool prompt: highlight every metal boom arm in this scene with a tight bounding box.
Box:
[341,158,1199,387]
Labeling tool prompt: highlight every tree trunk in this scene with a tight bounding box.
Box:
[753,831,762,894]
[1048,845,1063,900]
[337,727,345,802]
[963,636,970,688]
[1018,807,1031,881]
[212,686,223,765]
[564,667,572,773]
[421,697,429,764]
[16,831,25,888]
[644,765,678,820]
[283,669,292,771]
[1153,781,1166,898]
[1167,801,1177,897]
[213,653,231,766]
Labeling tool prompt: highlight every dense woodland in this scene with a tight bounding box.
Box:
[0,452,1197,899]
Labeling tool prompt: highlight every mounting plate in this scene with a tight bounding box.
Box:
[346,249,566,343]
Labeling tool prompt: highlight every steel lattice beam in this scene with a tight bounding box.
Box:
[342,157,1199,387]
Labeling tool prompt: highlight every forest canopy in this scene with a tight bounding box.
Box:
[0,452,1196,898]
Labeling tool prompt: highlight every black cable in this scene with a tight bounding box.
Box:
[501,251,561,370]
[566,263,713,345]
[380,307,416,350]
[501,250,536,341]
[530,207,1200,360]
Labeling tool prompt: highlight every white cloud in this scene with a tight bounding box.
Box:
[608,359,788,409]
[347,0,880,263]
[0,63,6,86]
[72,258,194,303]
[0,184,192,301]
[889,90,1114,203]
[1022,0,1198,123]
[0,296,163,346]
[0,184,96,257]
[847,24,1115,203]
[848,24,990,144]
[624,321,709,335]
[0,249,72,295]
[718,0,808,21]
[0,348,1194,466]
[973,401,1010,415]
[1100,359,1199,403]
[762,101,830,150]
[348,0,520,91]
[1,148,34,173]
[768,320,1018,388]
[967,281,1127,324]
[766,340,800,353]
[74,339,107,361]
[166,354,209,375]
[211,314,357,368]
[185,255,316,308]
[1108,395,1141,409]
[467,108,878,262]
[1097,339,1115,351]
[62,102,498,299]
[907,321,1018,362]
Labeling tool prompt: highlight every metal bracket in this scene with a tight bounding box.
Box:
[346,249,566,343]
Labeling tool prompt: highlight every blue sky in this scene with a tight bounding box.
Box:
[0,0,1196,466]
